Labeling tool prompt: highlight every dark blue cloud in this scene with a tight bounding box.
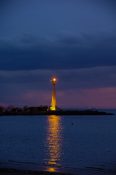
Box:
[0,34,116,70]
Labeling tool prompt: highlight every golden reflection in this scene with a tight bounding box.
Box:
[47,167,56,173]
[46,115,62,172]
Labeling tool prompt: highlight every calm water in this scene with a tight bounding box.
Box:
[0,112,116,173]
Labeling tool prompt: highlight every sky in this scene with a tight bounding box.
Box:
[0,0,116,108]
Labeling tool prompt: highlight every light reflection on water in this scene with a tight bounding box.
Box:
[45,115,62,172]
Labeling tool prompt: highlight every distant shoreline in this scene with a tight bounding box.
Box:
[0,109,113,116]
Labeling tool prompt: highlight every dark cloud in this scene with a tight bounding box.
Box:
[0,34,116,70]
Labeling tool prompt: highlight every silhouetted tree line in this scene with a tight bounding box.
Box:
[0,106,113,116]
[0,105,49,115]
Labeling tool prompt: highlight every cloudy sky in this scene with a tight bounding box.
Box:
[0,0,116,108]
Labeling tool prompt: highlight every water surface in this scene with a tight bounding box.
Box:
[0,113,116,173]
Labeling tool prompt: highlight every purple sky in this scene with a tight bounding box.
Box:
[0,0,116,108]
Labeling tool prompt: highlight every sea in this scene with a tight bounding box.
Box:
[0,110,116,175]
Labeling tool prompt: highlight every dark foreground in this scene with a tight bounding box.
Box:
[0,168,71,175]
[0,168,116,175]
[0,109,113,116]
[0,105,113,116]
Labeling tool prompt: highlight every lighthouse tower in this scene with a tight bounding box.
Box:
[50,77,57,111]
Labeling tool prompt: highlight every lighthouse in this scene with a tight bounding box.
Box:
[50,77,57,111]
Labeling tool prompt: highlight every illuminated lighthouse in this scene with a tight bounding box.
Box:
[50,77,57,111]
